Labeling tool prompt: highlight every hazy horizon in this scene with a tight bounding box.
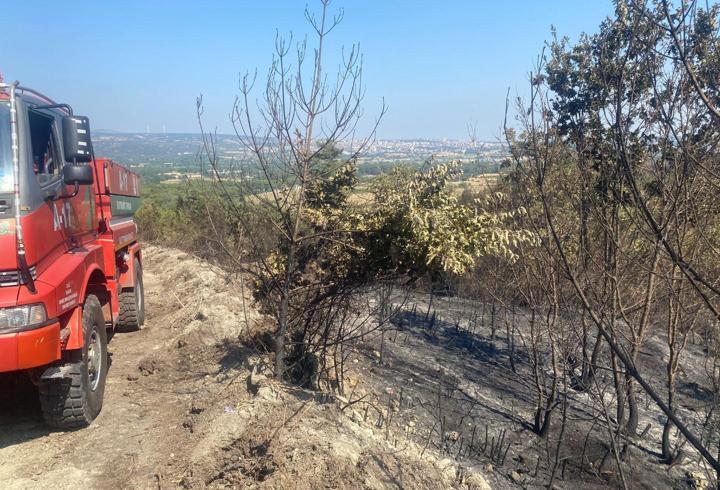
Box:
[94,128,506,143]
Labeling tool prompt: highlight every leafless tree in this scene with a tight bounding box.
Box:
[197,0,386,379]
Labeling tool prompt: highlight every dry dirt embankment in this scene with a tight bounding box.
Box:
[0,246,488,489]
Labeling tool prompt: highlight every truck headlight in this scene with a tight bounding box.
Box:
[0,304,48,334]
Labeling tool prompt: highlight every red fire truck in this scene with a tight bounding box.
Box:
[0,81,143,429]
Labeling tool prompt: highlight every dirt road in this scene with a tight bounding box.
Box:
[0,246,242,489]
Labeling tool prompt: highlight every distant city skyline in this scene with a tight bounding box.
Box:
[1,1,614,140]
[95,128,503,143]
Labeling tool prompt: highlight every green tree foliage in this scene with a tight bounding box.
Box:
[135,181,250,263]
[257,158,534,299]
[304,143,357,211]
[248,149,535,389]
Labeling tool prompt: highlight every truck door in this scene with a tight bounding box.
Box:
[21,108,94,271]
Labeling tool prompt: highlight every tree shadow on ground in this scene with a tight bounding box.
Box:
[215,338,258,375]
[374,309,537,432]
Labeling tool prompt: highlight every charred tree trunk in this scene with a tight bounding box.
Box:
[625,373,639,435]
[611,351,626,434]
[490,300,497,342]
[581,331,603,389]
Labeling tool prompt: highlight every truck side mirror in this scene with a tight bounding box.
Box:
[62,115,93,163]
[63,164,94,186]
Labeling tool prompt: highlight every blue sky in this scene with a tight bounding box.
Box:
[1,1,613,140]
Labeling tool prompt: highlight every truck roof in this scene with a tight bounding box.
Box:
[0,83,70,114]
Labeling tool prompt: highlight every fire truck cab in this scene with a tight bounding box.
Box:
[0,81,144,429]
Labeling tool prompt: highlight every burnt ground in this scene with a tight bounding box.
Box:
[0,247,490,489]
[1,245,714,488]
[344,292,717,489]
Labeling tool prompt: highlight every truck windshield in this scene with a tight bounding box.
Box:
[0,103,12,192]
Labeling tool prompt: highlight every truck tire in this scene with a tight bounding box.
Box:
[117,258,145,331]
[39,294,108,429]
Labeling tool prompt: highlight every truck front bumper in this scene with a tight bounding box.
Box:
[0,322,62,373]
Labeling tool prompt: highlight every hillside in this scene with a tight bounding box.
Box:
[0,251,714,489]
[0,246,491,489]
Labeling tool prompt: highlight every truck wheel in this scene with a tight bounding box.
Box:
[117,258,145,331]
[39,294,108,429]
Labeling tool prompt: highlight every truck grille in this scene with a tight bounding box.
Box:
[0,266,37,287]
